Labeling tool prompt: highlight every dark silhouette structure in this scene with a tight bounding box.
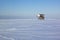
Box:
[37,14,45,20]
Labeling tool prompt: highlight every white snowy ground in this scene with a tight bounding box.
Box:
[0,19,60,40]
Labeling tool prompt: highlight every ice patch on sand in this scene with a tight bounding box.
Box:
[6,28,17,31]
[0,28,17,32]
[0,35,15,40]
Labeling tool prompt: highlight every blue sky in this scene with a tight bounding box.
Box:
[0,0,60,19]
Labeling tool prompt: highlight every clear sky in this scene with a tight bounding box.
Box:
[0,0,60,19]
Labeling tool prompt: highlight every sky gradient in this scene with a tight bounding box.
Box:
[0,0,60,19]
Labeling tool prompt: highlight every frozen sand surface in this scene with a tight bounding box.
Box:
[0,19,60,40]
